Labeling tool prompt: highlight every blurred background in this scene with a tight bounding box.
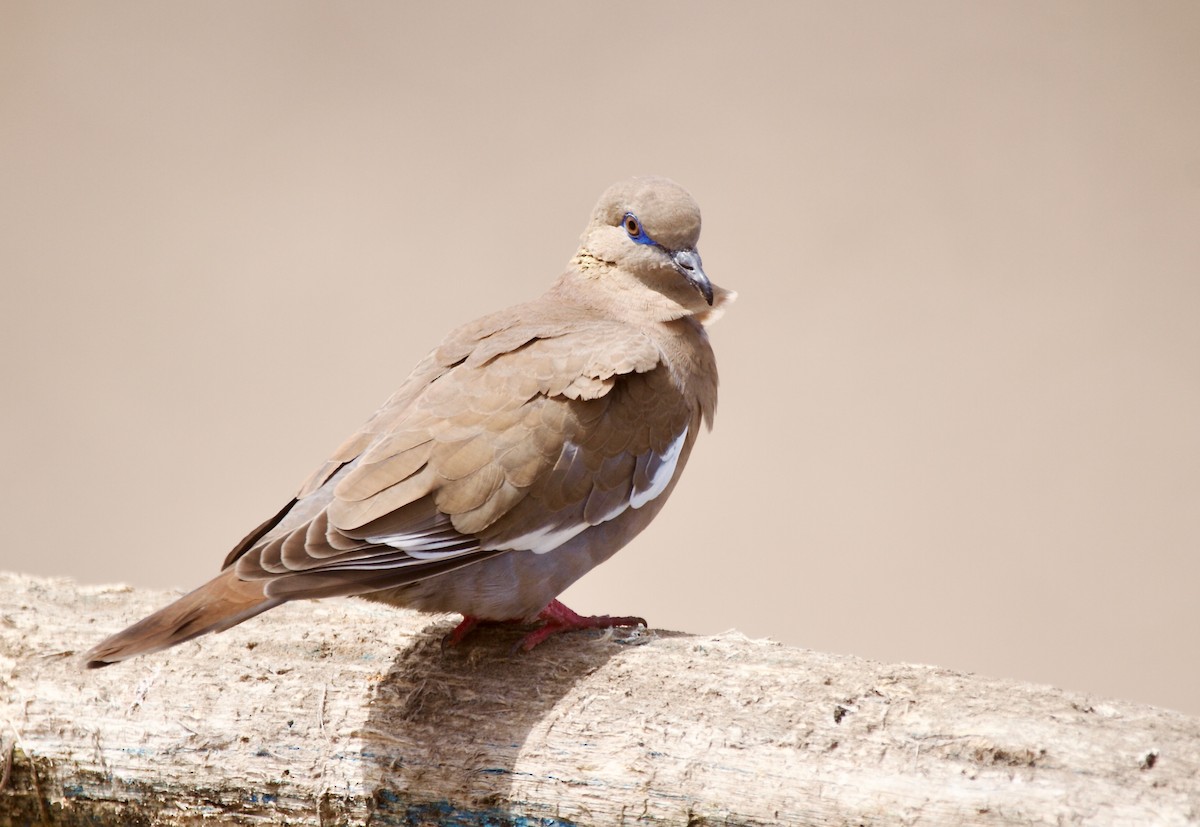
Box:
[2,2,1197,715]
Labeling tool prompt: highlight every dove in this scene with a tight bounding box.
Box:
[84,176,734,667]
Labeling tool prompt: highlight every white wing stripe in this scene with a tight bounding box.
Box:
[365,529,480,556]
[498,521,592,555]
[500,425,688,555]
[630,426,686,509]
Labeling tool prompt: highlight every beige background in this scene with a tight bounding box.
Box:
[2,3,1197,715]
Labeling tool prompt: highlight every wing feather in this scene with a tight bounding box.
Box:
[222,311,698,601]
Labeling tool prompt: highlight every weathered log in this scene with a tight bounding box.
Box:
[0,572,1196,825]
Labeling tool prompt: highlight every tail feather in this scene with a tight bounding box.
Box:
[83,571,279,668]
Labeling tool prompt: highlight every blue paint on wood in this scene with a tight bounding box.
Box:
[371,793,579,827]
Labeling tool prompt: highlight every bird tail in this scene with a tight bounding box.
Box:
[83,570,280,668]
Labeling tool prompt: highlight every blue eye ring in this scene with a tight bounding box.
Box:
[623,212,656,246]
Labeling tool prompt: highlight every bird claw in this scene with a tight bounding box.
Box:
[441,615,483,650]
[515,600,647,651]
[445,600,647,653]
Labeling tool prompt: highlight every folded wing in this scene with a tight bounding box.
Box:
[222,312,695,603]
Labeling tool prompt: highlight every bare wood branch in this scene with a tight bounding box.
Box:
[1,572,1197,826]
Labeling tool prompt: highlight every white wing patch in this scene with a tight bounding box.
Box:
[365,525,480,558]
[631,427,687,508]
[498,425,689,555]
[497,521,593,555]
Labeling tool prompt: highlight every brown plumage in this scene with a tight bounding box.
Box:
[84,176,735,668]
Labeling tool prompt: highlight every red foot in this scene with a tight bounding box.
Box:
[442,601,647,651]
[517,599,647,651]
[443,615,484,648]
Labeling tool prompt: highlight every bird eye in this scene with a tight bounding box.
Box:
[623,214,641,238]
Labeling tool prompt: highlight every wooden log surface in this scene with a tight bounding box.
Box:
[1,572,1197,826]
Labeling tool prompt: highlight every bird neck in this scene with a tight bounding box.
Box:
[569,250,611,273]
[554,259,703,327]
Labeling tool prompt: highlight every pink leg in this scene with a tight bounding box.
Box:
[443,615,483,648]
[517,599,647,651]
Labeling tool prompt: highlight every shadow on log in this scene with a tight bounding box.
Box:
[1,572,1198,825]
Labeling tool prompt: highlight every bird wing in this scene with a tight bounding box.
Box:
[222,308,695,601]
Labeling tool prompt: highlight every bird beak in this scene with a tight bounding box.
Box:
[671,248,713,305]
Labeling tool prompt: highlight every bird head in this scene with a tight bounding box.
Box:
[576,177,732,321]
